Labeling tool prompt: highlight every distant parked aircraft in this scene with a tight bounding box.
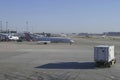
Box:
[0,33,9,41]
[8,35,19,41]
[0,33,19,41]
[24,32,74,44]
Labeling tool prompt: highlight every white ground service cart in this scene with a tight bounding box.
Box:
[94,45,116,67]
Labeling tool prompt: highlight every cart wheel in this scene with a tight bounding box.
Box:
[114,59,116,64]
[107,62,111,68]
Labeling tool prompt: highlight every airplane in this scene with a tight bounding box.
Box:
[8,35,19,41]
[0,33,9,41]
[0,33,19,41]
[24,32,74,44]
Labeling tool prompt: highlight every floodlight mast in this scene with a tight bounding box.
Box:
[26,21,29,32]
[0,21,2,32]
[6,21,8,32]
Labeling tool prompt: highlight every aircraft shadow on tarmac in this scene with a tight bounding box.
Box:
[35,62,96,69]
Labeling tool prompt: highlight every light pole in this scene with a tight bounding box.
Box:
[0,21,2,32]
[6,21,8,32]
[26,21,28,32]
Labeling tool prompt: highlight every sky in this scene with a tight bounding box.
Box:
[0,0,120,33]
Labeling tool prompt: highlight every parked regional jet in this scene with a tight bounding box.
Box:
[24,33,74,44]
[8,35,19,41]
[0,33,19,41]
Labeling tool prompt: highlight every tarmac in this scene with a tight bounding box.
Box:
[0,37,120,80]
